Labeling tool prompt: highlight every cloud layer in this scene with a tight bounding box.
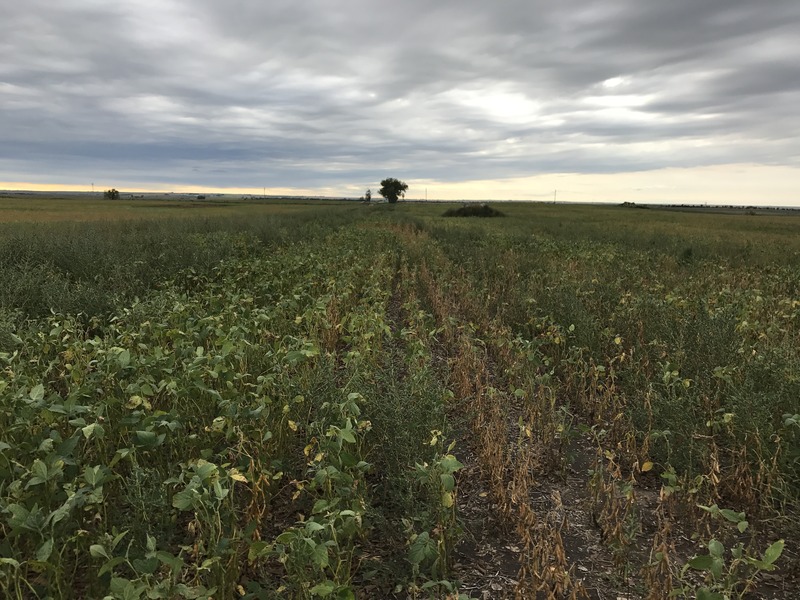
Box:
[2,0,799,196]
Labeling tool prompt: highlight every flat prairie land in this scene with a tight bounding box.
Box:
[0,198,798,599]
[0,193,346,223]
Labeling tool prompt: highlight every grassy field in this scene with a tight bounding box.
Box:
[0,193,356,223]
[0,196,798,598]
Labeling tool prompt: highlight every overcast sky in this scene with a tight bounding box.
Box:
[2,0,799,203]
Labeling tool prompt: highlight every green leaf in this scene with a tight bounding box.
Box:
[111,529,129,550]
[312,542,329,568]
[6,504,30,530]
[84,465,105,487]
[118,350,131,368]
[310,581,335,597]
[336,588,356,600]
[49,501,72,526]
[763,540,784,566]
[156,551,183,573]
[696,589,724,600]
[710,557,724,580]
[90,544,110,560]
[30,384,45,402]
[134,430,164,449]
[339,429,356,444]
[276,531,296,545]
[247,541,271,562]
[172,489,197,510]
[30,458,48,482]
[134,430,156,446]
[305,521,325,533]
[737,520,749,533]
[409,531,436,565]
[708,539,724,558]
[688,554,714,571]
[36,538,54,562]
[98,556,126,577]
[719,508,745,523]
[194,460,218,481]
[339,451,358,467]
[285,350,307,365]
[132,556,159,575]
[439,454,464,474]
[213,480,229,500]
[82,422,105,440]
[110,577,129,594]
[440,473,455,492]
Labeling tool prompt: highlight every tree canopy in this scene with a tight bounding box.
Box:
[378,178,408,204]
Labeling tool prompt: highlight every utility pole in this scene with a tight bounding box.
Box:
[554,189,557,204]
[425,188,428,201]
[92,182,94,193]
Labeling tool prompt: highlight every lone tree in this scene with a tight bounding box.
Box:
[104,188,120,200]
[378,178,408,204]
[365,188,372,202]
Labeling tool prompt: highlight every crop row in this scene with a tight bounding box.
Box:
[392,214,797,598]
[1,225,465,599]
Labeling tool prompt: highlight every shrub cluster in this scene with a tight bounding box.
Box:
[442,203,504,217]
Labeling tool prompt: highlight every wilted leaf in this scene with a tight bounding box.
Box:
[229,469,247,483]
[441,492,454,508]
[0,558,20,568]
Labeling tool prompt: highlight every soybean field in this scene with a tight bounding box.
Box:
[0,198,798,599]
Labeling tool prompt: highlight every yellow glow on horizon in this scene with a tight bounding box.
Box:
[2,163,799,205]
[410,164,800,205]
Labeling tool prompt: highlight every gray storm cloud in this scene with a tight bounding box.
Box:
[1,0,799,189]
